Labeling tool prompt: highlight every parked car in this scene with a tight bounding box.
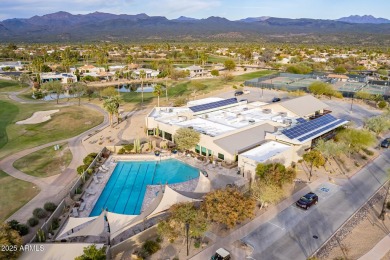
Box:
[243,90,250,94]
[211,248,231,260]
[239,99,248,103]
[201,170,208,177]
[272,97,281,102]
[296,192,318,210]
[234,90,244,96]
[381,138,390,148]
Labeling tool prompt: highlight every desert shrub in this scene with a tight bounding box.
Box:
[194,240,201,248]
[28,217,39,227]
[155,236,162,243]
[51,218,60,230]
[33,208,47,219]
[378,100,387,109]
[44,202,57,212]
[361,155,368,160]
[173,97,187,107]
[117,148,125,154]
[123,144,134,153]
[77,165,87,174]
[142,240,161,255]
[75,187,82,194]
[17,224,29,236]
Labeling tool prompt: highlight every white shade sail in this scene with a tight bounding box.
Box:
[62,211,106,239]
[194,171,211,193]
[56,216,98,239]
[106,212,136,236]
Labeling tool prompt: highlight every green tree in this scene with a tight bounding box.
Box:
[153,84,163,107]
[337,129,376,155]
[100,87,118,98]
[103,97,119,127]
[0,223,22,260]
[334,65,347,74]
[302,150,325,181]
[355,91,374,101]
[202,188,256,229]
[174,127,200,150]
[224,59,236,71]
[256,163,296,187]
[18,73,31,88]
[71,82,87,106]
[41,81,63,104]
[251,180,284,209]
[364,115,390,135]
[308,81,341,99]
[286,64,312,74]
[211,69,219,76]
[75,244,106,260]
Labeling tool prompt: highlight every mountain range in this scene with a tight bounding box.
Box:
[1,12,390,43]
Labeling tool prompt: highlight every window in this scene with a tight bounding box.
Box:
[201,147,207,156]
[164,132,172,141]
[147,129,154,136]
[208,149,212,156]
[218,153,224,160]
[195,145,200,154]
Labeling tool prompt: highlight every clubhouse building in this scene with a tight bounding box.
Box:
[145,95,348,179]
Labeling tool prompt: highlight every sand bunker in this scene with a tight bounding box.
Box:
[16,109,60,125]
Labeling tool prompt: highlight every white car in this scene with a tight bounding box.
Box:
[243,90,250,94]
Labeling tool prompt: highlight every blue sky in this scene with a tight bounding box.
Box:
[1,0,389,21]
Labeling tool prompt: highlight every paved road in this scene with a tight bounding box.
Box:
[243,150,390,260]
[191,149,390,260]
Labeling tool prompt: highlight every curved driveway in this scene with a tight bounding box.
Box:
[0,100,109,222]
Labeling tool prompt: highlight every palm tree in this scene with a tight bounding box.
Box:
[153,84,162,107]
[103,98,117,127]
[111,95,122,124]
[139,70,146,106]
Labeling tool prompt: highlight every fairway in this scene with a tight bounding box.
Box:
[0,79,23,92]
[0,101,104,159]
[0,170,40,221]
[13,143,72,178]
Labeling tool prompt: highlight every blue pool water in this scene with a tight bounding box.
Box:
[90,159,199,216]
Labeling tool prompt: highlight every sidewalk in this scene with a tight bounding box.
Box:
[190,177,328,260]
[358,233,390,260]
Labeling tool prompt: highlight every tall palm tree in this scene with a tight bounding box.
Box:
[139,70,146,106]
[103,98,117,127]
[153,84,162,107]
[111,95,123,124]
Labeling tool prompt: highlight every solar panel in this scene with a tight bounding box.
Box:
[189,98,238,113]
[296,118,306,124]
[282,114,337,139]
[297,119,347,142]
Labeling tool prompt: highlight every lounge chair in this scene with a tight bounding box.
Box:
[98,166,108,173]
[86,189,96,196]
[95,173,104,179]
[79,202,86,211]
[72,207,79,217]
[93,175,101,184]
[101,165,109,171]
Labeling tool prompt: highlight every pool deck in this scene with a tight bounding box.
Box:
[78,153,245,218]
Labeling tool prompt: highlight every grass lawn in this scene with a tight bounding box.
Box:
[0,170,40,221]
[13,143,72,178]
[208,55,234,64]
[0,100,104,159]
[232,70,276,82]
[0,79,24,92]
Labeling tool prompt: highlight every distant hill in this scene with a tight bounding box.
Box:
[173,16,198,21]
[238,17,270,23]
[337,15,390,24]
[1,12,390,44]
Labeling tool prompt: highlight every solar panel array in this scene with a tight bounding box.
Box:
[297,120,347,142]
[282,114,337,139]
[189,98,238,113]
[296,118,306,124]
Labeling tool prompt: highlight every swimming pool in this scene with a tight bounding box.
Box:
[90,159,199,216]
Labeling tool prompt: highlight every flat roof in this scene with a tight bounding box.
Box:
[279,95,328,117]
[240,141,291,163]
[187,97,224,107]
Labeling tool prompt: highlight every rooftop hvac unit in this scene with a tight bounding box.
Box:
[263,109,272,114]
[279,112,287,117]
[249,119,255,123]
[169,108,173,113]
[283,119,292,125]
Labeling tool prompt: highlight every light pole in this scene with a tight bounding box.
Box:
[350,91,355,113]
[185,222,190,256]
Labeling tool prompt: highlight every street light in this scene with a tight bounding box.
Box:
[185,222,190,256]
